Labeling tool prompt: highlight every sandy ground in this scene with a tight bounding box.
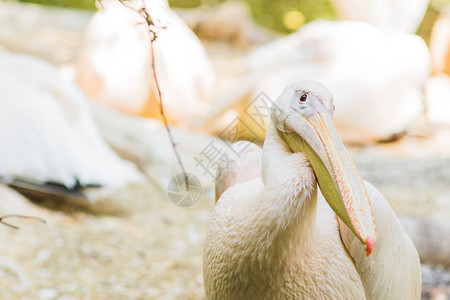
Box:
[0,1,449,299]
[0,181,212,299]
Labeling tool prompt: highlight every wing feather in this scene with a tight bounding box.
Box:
[215,141,262,202]
[339,181,422,299]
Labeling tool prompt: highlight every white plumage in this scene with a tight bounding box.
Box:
[204,81,421,299]
[0,51,142,189]
[246,20,430,142]
[76,0,216,126]
[199,19,430,143]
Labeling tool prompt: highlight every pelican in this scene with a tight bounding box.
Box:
[198,20,430,143]
[0,51,142,193]
[76,0,216,126]
[204,81,421,299]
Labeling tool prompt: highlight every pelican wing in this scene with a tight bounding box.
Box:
[205,142,264,298]
[215,141,262,202]
[338,181,422,299]
[0,52,142,189]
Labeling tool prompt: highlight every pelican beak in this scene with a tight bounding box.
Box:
[279,105,377,256]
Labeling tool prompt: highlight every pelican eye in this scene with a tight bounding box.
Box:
[300,94,308,102]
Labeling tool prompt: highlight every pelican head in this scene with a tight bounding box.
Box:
[272,80,376,256]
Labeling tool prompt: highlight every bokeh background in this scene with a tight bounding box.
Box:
[0,0,449,299]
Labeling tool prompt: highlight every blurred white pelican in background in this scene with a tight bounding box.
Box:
[247,20,430,142]
[199,20,430,143]
[0,51,142,193]
[430,6,450,75]
[329,0,429,33]
[76,0,216,127]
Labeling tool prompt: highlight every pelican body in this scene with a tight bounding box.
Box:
[199,20,429,143]
[203,81,421,299]
[0,51,141,189]
[77,0,215,126]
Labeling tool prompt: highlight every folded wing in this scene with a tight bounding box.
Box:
[215,141,263,202]
[338,181,422,299]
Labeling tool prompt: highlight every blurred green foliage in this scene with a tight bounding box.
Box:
[14,0,336,32]
[16,0,96,9]
[12,0,450,36]
[171,0,336,33]
[242,0,336,32]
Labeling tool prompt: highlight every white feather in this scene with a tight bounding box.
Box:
[0,51,142,188]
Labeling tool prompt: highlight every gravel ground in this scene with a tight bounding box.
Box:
[0,2,449,299]
[0,182,213,299]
